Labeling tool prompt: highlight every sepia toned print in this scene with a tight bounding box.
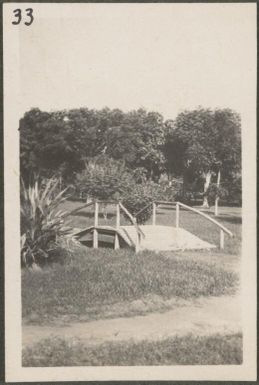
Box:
[4,2,256,381]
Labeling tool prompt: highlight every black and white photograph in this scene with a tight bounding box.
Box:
[3,2,257,382]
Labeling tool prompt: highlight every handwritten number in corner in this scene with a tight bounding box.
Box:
[25,8,34,26]
[12,8,34,26]
[12,9,22,25]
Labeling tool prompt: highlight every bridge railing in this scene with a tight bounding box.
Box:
[66,200,144,252]
[65,199,233,251]
[148,200,233,249]
[118,202,145,252]
[135,201,177,226]
[175,201,233,249]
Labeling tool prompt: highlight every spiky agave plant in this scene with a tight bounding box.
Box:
[20,178,74,267]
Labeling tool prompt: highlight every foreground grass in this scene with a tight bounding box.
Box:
[22,333,242,366]
[22,247,238,324]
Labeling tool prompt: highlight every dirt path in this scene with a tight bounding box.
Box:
[23,293,241,348]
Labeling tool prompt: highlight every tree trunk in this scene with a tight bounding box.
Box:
[215,170,221,216]
[202,171,212,208]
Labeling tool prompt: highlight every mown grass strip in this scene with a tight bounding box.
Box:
[22,333,242,366]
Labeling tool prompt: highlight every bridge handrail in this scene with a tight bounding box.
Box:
[135,202,153,218]
[155,200,177,206]
[135,200,177,218]
[177,201,233,237]
[119,202,145,239]
[63,200,95,219]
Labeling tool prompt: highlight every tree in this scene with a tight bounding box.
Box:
[105,109,166,180]
[164,108,241,208]
[20,107,166,184]
[20,108,86,183]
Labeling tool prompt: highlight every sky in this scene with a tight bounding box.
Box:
[19,3,256,121]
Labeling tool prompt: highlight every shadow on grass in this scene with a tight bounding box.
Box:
[219,216,242,225]
[70,212,116,220]
[157,206,176,211]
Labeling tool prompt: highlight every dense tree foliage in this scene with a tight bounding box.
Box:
[20,107,166,183]
[105,109,165,180]
[20,106,241,206]
[164,108,241,206]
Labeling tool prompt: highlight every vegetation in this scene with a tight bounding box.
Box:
[20,105,242,368]
[122,181,162,224]
[164,108,241,207]
[22,333,242,366]
[22,246,238,325]
[20,107,166,184]
[20,178,73,267]
[75,156,177,223]
[75,156,132,201]
[20,106,241,206]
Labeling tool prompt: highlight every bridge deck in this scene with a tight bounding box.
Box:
[122,225,215,251]
[74,225,216,251]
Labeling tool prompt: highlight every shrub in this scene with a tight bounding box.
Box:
[121,181,176,224]
[75,156,179,223]
[121,184,153,223]
[75,156,133,201]
[20,178,73,267]
[206,183,228,206]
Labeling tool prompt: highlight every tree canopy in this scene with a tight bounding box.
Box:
[20,107,166,183]
[20,106,241,205]
[164,107,241,206]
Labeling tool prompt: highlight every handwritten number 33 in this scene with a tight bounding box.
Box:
[12,9,34,26]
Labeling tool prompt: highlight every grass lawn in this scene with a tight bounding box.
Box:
[22,202,241,324]
[22,201,242,367]
[22,332,242,366]
[22,247,238,325]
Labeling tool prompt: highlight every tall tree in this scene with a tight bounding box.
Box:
[106,109,166,180]
[164,108,241,207]
[20,108,85,183]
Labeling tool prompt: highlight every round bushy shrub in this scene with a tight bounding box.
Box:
[122,184,153,224]
[75,156,133,201]
[122,181,173,224]
[206,183,228,206]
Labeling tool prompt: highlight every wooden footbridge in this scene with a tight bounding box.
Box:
[71,201,233,252]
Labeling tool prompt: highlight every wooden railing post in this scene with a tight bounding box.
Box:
[94,201,99,227]
[220,229,224,249]
[116,203,120,229]
[176,202,180,228]
[134,217,140,253]
[93,201,99,249]
[114,203,120,250]
[119,202,144,252]
[114,234,119,250]
[152,202,156,226]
